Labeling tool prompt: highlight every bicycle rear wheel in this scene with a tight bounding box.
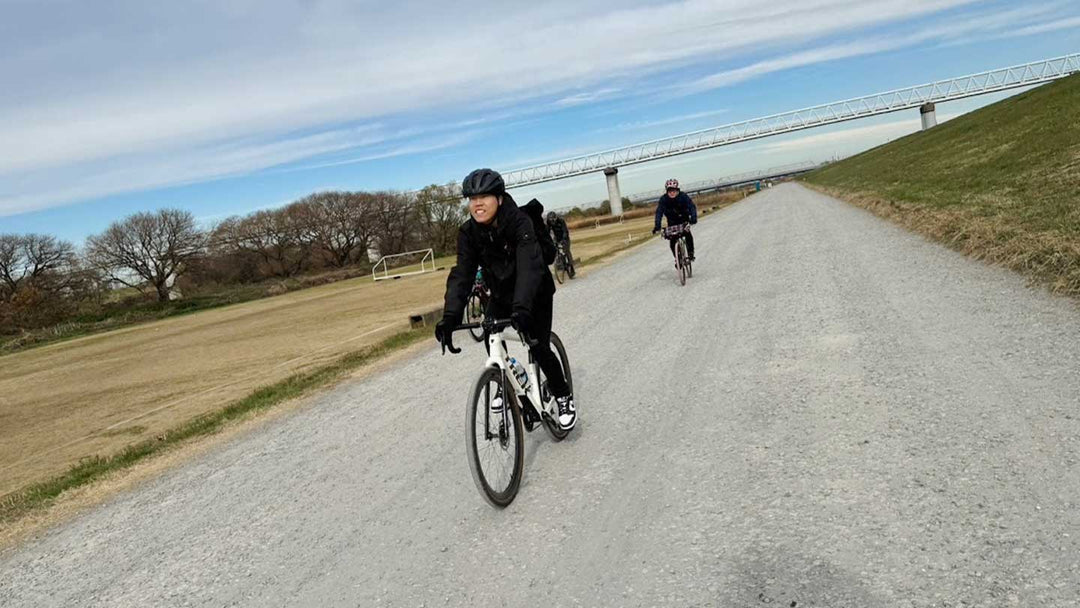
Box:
[466,367,524,507]
[465,293,485,342]
[540,332,574,441]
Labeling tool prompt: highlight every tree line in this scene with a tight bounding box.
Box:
[1,183,465,335]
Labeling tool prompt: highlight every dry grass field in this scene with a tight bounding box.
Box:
[0,271,448,497]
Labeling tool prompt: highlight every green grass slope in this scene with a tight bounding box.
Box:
[804,73,1080,295]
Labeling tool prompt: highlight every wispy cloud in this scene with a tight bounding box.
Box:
[683,2,1067,94]
[600,109,730,133]
[554,88,622,107]
[280,133,480,172]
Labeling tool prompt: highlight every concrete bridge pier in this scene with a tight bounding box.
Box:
[604,167,624,216]
[920,102,937,130]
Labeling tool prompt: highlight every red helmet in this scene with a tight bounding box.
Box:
[665,178,679,190]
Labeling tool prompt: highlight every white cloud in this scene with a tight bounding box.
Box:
[281,133,480,172]
[0,0,1025,216]
[684,3,1065,93]
[554,88,622,107]
[604,109,730,133]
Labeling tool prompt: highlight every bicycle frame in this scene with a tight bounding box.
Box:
[484,329,550,419]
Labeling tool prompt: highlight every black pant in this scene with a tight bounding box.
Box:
[668,232,695,258]
[559,239,573,267]
[489,288,571,398]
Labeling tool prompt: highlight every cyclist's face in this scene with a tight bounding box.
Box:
[666,188,679,198]
[469,194,499,224]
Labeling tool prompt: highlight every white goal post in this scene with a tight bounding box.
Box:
[371,248,436,281]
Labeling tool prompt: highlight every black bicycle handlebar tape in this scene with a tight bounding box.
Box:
[454,318,515,332]
[452,319,536,346]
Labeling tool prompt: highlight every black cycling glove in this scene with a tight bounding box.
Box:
[435,318,460,354]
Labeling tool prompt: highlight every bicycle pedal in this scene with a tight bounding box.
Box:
[522,403,542,431]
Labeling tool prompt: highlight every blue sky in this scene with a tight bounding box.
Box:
[2,0,1079,243]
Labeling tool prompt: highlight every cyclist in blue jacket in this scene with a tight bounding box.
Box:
[652,178,698,261]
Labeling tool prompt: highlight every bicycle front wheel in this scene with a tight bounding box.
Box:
[677,240,687,286]
[554,261,565,284]
[466,367,524,507]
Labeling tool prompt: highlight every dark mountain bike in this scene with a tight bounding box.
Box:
[553,241,576,284]
[662,223,692,286]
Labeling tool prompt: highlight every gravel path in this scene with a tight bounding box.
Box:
[3,183,1078,607]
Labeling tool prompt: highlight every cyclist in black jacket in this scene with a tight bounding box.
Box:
[652,178,698,261]
[436,168,576,430]
[546,211,573,269]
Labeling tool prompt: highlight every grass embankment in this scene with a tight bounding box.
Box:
[803,73,1080,296]
[0,328,427,527]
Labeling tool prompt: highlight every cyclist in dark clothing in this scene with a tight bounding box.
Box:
[652,178,697,260]
[436,168,576,430]
[546,211,573,269]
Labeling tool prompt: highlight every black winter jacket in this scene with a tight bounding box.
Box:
[443,193,555,323]
[548,216,569,242]
[654,192,698,231]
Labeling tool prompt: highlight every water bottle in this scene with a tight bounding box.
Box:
[509,357,529,389]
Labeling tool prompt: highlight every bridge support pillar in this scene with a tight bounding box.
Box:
[604,167,623,216]
[920,102,937,130]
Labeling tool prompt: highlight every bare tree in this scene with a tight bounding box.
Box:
[0,233,76,302]
[415,183,467,255]
[85,209,207,302]
[297,191,376,268]
[216,206,313,278]
[370,191,419,257]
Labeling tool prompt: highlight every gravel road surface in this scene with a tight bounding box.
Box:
[3,183,1079,607]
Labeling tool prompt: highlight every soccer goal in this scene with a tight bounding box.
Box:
[372,248,436,281]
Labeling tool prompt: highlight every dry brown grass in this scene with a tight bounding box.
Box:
[809,185,1080,297]
[0,270,449,498]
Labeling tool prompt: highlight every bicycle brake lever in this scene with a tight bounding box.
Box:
[518,330,539,349]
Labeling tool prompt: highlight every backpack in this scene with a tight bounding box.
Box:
[522,198,557,265]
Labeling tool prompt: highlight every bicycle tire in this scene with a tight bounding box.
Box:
[554,261,565,284]
[677,240,687,286]
[466,367,524,507]
[541,332,573,441]
[465,293,485,342]
[567,258,576,279]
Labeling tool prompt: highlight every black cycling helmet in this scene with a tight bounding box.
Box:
[461,168,505,197]
[546,211,557,222]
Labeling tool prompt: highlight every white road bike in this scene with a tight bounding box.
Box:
[444,317,573,507]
